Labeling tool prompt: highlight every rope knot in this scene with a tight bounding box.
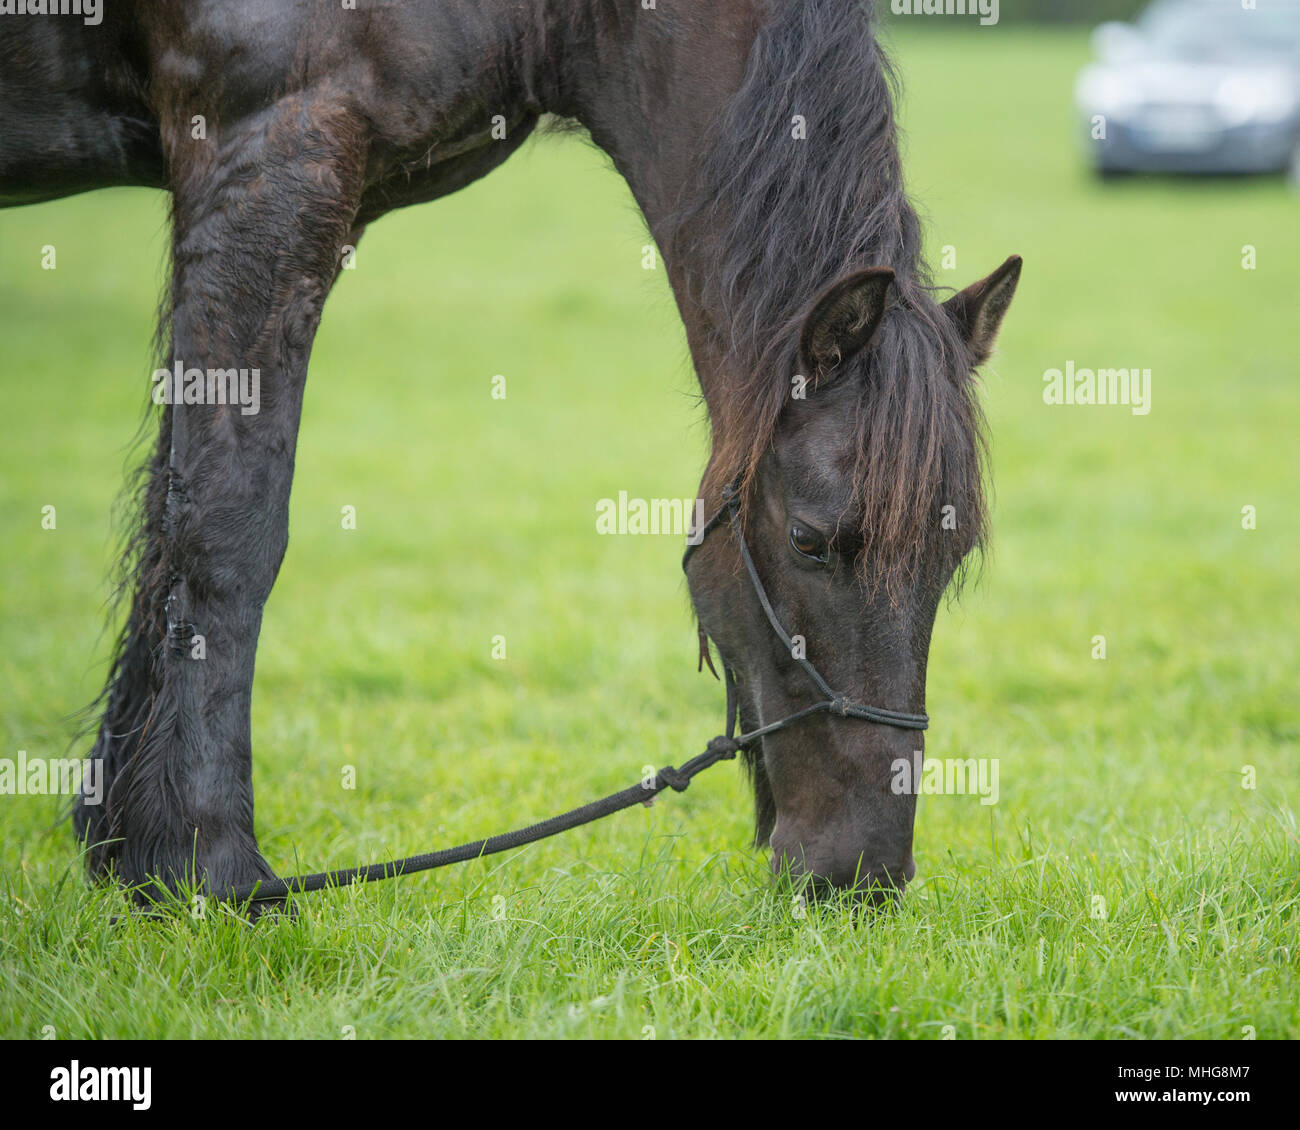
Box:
[657,766,690,792]
[706,736,740,760]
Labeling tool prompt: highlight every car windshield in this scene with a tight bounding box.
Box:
[1138,0,1300,60]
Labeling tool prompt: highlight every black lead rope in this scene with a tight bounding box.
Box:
[226,481,925,906]
[227,731,744,905]
[228,640,745,905]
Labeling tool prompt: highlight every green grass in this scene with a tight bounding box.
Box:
[1,27,1296,1039]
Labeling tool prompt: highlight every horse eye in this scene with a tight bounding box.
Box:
[789,524,828,563]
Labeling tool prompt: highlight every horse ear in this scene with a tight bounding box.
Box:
[799,267,894,379]
[942,254,1022,367]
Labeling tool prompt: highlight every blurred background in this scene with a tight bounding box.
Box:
[1072,0,1300,178]
[894,0,1300,179]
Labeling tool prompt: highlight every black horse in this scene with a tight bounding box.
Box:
[1,0,1019,912]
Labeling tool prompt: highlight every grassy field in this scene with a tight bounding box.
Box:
[1,26,1296,1039]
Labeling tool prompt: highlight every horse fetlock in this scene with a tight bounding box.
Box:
[111,814,279,908]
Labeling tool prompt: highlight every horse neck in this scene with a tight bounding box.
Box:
[542,0,762,408]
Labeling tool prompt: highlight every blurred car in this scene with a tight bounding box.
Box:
[1075,0,1300,175]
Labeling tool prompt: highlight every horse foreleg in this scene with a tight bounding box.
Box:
[92,99,367,914]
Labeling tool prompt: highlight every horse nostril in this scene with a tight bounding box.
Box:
[854,869,909,908]
[798,868,909,909]
[770,841,913,902]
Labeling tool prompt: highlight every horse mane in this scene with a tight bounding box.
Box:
[662,0,988,598]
